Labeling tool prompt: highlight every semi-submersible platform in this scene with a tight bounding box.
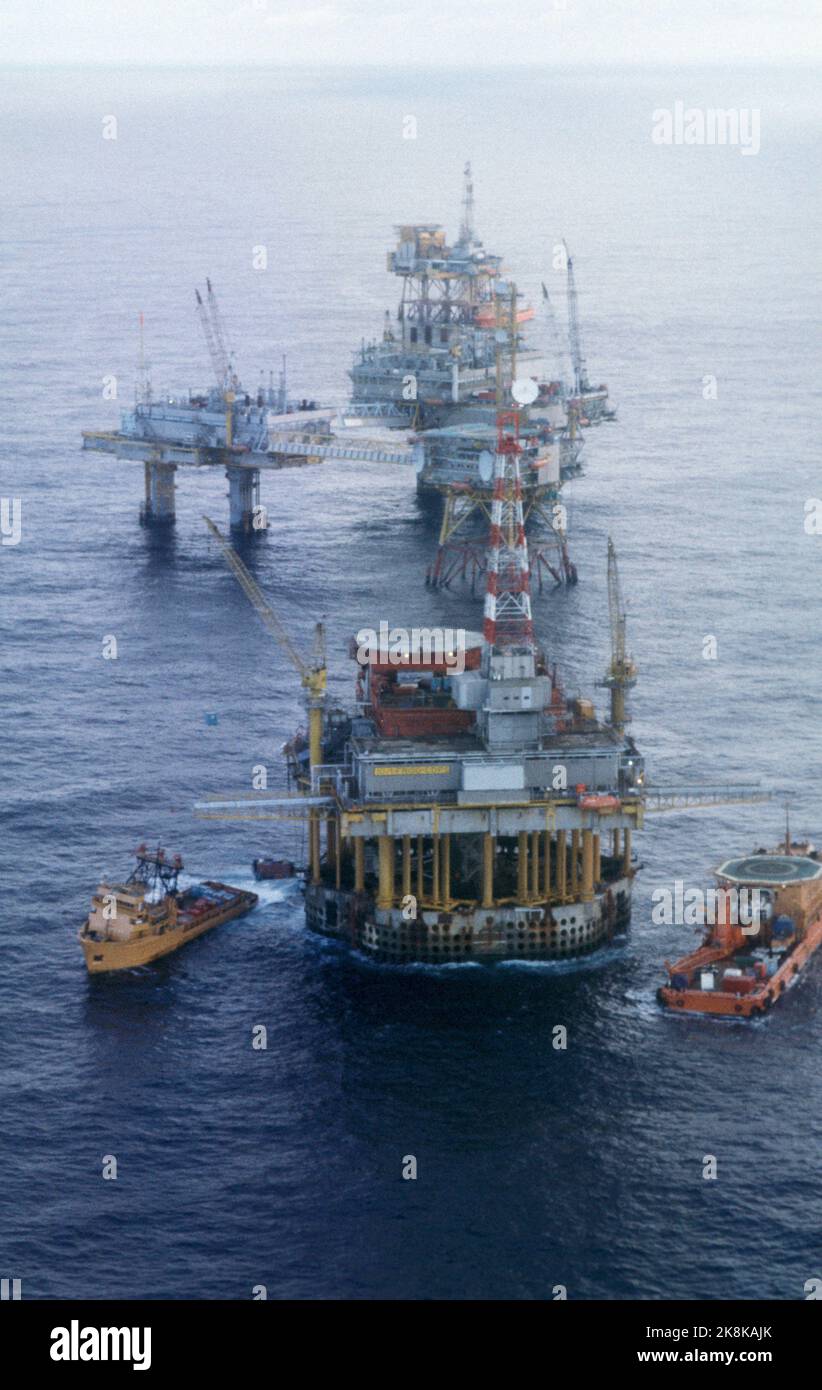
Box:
[197,409,644,965]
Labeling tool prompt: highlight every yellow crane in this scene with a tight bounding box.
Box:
[203,516,327,880]
[599,536,637,735]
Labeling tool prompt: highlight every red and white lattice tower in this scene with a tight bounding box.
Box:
[483,411,535,650]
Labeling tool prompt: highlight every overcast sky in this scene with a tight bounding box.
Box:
[1,0,819,67]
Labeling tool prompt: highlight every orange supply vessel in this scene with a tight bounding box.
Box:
[658,845,822,1018]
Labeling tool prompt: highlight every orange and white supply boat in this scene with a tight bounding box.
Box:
[79,845,258,974]
[659,851,822,1018]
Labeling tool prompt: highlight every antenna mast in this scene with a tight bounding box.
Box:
[564,241,590,397]
[459,161,475,246]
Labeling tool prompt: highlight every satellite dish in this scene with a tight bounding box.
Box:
[478,450,494,483]
[512,377,539,406]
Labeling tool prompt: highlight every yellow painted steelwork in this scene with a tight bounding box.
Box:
[442,834,451,908]
[530,831,540,900]
[310,816,321,885]
[482,833,495,908]
[517,831,528,900]
[582,829,594,902]
[377,835,394,909]
[354,837,365,893]
[556,830,567,898]
[373,764,450,777]
[623,828,632,876]
[543,830,552,898]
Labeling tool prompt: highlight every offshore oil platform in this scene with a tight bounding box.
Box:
[80,166,612,583]
[81,278,413,533]
[196,409,645,964]
[347,165,590,493]
[346,165,619,590]
[347,165,613,444]
[75,170,777,981]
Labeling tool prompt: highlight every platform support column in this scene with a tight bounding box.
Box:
[377,835,394,910]
[309,814,321,885]
[442,834,451,908]
[570,830,580,897]
[416,836,424,901]
[402,836,412,900]
[517,831,528,900]
[622,828,632,877]
[141,461,176,526]
[327,818,340,890]
[612,829,621,858]
[432,833,441,906]
[556,830,567,898]
[482,834,495,909]
[226,466,260,534]
[530,831,540,900]
[543,831,552,898]
[581,829,594,902]
[354,837,364,893]
[593,832,601,888]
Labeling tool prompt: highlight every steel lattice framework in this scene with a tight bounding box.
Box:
[482,411,534,648]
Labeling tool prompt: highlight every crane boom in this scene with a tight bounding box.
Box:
[195,288,231,393]
[597,537,637,734]
[203,515,327,885]
[203,515,316,681]
[205,278,237,390]
[607,537,626,665]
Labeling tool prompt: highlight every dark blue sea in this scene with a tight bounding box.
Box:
[2,64,821,1300]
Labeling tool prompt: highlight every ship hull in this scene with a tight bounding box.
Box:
[80,885,258,974]
[659,910,822,1018]
[571,391,615,424]
[304,877,632,964]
